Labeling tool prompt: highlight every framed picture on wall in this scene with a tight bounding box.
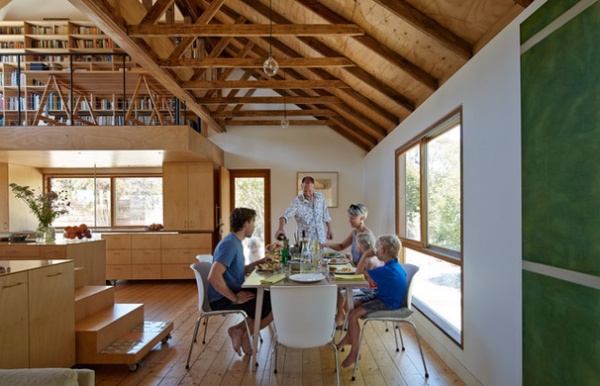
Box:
[297,172,338,207]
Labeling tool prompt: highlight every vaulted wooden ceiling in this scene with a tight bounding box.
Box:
[68,0,532,152]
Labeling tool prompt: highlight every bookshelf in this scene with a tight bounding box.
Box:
[0,20,185,126]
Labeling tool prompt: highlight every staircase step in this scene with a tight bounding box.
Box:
[74,285,115,322]
[74,267,86,290]
[76,303,144,355]
[76,320,173,367]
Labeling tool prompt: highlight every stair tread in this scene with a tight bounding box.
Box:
[76,303,143,331]
[76,320,173,365]
[75,285,113,301]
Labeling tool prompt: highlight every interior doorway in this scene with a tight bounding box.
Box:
[229,169,271,263]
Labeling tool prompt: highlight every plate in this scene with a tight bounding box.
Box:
[327,258,351,265]
[288,273,326,283]
[257,263,276,271]
[323,252,341,258]
[330,266,356,274]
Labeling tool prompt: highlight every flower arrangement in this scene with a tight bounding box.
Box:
[9,183,70,227]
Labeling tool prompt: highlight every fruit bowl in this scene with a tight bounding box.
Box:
[146,223,164,231]
[64,224,92,239]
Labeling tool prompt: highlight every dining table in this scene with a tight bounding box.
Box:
[241,262,368,369]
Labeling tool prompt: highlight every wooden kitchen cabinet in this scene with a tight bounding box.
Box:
[103,234,132,280]
[0,271,29,368]
[0,260,75,369]
[131,234,161,279]
[163,163,214,231]
[28,260,75,368]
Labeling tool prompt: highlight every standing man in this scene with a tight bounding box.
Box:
[207,207,273,356]
[275,176,334,243]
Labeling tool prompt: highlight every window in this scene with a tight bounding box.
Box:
[49,175,162,228]
[396,108,462,344]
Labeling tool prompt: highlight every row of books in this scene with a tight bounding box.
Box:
[28,25,70,35]
[72,39,116,49]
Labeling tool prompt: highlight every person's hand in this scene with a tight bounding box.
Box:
[327,229,334,240]
[275,229,286,240]
[235,291,255,304]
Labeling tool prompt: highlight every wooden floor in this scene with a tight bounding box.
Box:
[85,280,464,386]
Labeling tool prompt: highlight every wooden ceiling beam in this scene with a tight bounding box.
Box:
[69,0,225,133]
[294,0,438,91]
[183,79,350,89]
[198,96,342,104]
[139,0,174,25]
[513,0,533,7]
[301,37,415,112]
[372,0,472,60]
[128,23,364,37]
[226,119,332,126]
[159,57,354,68]
[167,0,226,59]
[213,109,338,118]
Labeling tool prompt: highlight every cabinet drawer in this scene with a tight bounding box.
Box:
[0,245,40,257]
[161,248,201,264]
[131,265,161,280]
[131,234,161,249]
[162,233,212,249]
[40,246,66,259]
[106,265,131,280]
[132,250,161,265]
[106,250,131,265]
[161,264,194,279]
[102,235,132,250]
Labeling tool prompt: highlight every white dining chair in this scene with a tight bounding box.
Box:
[269,284,339,386]
[196,254,213,263]
[185,262,252,370]
[350,263,429,380]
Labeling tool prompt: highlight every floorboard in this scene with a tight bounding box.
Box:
[85,280,464,386]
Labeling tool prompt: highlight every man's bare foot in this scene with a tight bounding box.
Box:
[341,352,358,368]
[228,326,243,356]
[241,329,253,355]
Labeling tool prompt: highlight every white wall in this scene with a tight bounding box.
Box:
[210,124,367,243]
[363,1,545,385]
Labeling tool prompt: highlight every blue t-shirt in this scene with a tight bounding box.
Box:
[368,259,407,309]
[207,232,246,303]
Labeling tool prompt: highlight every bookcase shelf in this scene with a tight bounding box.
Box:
[0,20,187,127]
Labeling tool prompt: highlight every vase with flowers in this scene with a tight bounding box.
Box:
[9,183,70,243]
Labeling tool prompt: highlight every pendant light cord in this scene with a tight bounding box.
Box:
[269,0,273,55]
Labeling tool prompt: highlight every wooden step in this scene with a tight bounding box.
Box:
[76,303,144,356]
[74,266,86,290]
[76,320,173,368]
[74,285,115,322]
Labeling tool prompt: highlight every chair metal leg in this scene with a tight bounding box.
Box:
[392,321,400,352]
[328,341,341,386]
[269,344,278,386]
[402,321,429,377]
[351,320,369,381]
[185,317,202,369]
[202,316,210,344]
[396,322,405,351]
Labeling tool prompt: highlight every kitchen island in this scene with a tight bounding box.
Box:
[0,238,106,285]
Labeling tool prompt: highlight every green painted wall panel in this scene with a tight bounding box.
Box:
[522,2,600,276]
[521,0,582,43]
[523,271,600,385]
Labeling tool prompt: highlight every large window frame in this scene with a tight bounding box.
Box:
[47,173,163,229]
[395,107,463,345]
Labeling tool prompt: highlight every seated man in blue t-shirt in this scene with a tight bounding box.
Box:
[207,207,273,356]
[336,234,407,368]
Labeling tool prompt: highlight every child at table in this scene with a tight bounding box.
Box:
[335,232,382,324]
[336,234,407,368]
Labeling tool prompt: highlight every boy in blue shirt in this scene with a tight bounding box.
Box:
[336,234,407,368]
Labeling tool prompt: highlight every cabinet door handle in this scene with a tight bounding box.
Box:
[47,272,63,277]
[2,282,24,289]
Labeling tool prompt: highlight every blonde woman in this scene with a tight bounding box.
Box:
[323,203,372,266]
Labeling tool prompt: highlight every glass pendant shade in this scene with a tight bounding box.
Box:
[263,54,279,77]
[280,117,289,128]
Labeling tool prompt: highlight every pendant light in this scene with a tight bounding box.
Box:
[263,0,279,76]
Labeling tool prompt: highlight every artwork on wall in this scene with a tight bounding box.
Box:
[297,172,338,207]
